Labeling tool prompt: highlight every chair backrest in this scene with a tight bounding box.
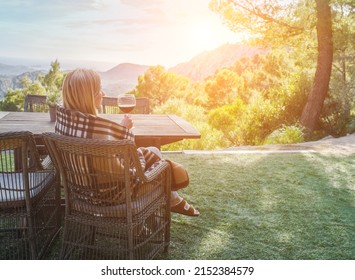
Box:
[101,96,119,114]
[43,132,171,260]
[24,94,48,112]
[0,131,46,205]
[43,133,147,212]
[101,96,150,114]
[135,97,150,114]
[0,131,42,173]
[0,131,60,259]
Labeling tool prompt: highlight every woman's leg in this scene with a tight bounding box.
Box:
[170,191,199,216]
[170,190,183,206]
[145,147,199,216]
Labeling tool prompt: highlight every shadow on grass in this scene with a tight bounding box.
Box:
[160,152,355,260]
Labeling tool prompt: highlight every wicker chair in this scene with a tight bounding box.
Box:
[24,94,48,112]
[43,132,171,260]
[101,96,150,114]
[0,131,61,259]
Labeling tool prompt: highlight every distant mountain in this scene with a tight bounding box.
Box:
[98,44,265,95]
[0,61,149,99]
[0,43,266,99]
[0,63,37,76]
[169,43,266,81]
[101,63,150,80]
[99,63,150,96]
[0,71,43,99]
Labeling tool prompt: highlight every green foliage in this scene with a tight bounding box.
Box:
[204,68,243,108]
[133,43,351,150]
[209,0,311,48]
[205,49,312,146]
[239,95,283,145]
[0,88,24,111]
[345,116,355,134]
[23,80,46,96]
[42,60,64,107]
[134,65,192,108]
[208,98,246,144]
[320,84,352,136]
[0,75,47,111]
[46,89,62,107]
[153,98,228,150]
[189,82,209,107]
[40,59,64,90]
[279,69,312,123]
[130,29,354,148]
[317,0,355,136]
[1,60,63,111]
[210,0,351,133]
[264,124,304,144]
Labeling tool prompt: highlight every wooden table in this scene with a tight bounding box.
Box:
[0,112,201,148]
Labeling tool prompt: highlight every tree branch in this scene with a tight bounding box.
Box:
[230,1,304,34]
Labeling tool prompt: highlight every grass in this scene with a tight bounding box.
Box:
[28,151,355,260]
[158,151,355,260]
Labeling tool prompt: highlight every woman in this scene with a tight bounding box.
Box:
[56,68,199,216]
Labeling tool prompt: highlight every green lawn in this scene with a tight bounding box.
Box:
[34,151,355,259]
[159,151,355,260]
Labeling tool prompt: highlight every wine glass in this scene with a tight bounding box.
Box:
[117,93,136,114]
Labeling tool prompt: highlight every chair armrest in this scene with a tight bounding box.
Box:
[143,160,170,182]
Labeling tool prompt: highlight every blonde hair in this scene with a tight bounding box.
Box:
[62,68,101,115]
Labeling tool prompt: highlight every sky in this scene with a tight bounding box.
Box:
[0,0,242,71]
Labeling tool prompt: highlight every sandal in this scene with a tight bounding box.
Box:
[171,199,200,216]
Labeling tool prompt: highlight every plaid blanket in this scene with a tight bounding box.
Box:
[55,106,134,141]
[55,106,189,190]
[55,106,146,169]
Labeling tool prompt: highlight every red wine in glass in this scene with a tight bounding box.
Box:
[118,104,135,113]
[118,94,136,114]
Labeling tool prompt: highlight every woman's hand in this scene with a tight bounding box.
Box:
[120,114,133,129]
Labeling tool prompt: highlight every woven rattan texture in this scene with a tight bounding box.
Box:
[0,131,61,259]
[43,132,171,259]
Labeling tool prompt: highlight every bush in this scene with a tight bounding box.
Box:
[207,98,246,144]
[154,98,229,150]
[264,125,304,145]
[345,116,355,134]
[238,95,283,145]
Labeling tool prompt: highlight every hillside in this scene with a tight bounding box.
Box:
[169,43,266,81]
[99,63,150,96]
[0,62,36,76]
[0,43,265,98]
[0,71,43,99]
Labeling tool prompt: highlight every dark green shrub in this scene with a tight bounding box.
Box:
[264,124,304,144]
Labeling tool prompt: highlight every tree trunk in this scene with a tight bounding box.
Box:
[300,0,333,132]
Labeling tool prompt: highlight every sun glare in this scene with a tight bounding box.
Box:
[189,22,220,51]
[192,23,215,45]
[187,19,241,54]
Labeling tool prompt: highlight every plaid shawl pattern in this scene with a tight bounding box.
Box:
[55,106,146,169]
[55,106,134,141]
[55,106,189,191]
